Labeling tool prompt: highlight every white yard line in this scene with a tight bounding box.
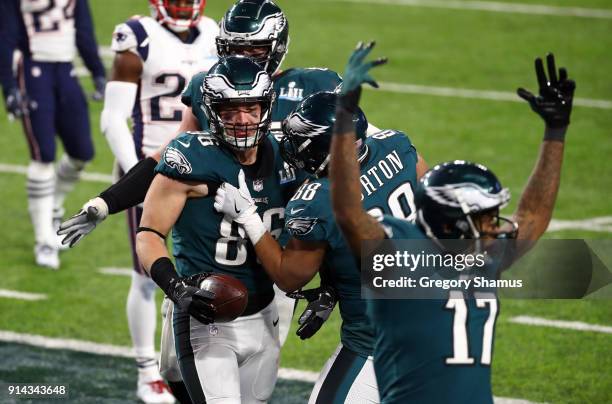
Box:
[0,289,47,301]
[84,47,612,111]
[371,82,612,110]
[509,316,612,334]
[548,217,612,233]
[1,162,611,233]
[329,0,612,19]
[0,330,540,403]
[98,267,133,277]
[0,163,113,183]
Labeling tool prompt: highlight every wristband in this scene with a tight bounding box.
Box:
[150,257,178,297]
[543,126,567,142]
[333,105,356,136]
[241,213,266,245]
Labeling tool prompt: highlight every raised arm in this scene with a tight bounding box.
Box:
[511,54,575,248]
[329,42,388,256]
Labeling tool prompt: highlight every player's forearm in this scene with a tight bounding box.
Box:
[136,232,170,275]
[330,109,384,255]
[513,127,566,240]
[98,157,158,214]
[254,234,317,292]
[101,81,139,172]
[254,234,293,290]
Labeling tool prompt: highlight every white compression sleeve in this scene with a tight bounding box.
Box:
[101,81,139,173]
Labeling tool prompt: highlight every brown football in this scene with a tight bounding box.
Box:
[199,274,248,322]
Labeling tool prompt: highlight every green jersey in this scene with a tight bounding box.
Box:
[181,67,342,128]
[155,131,302,300]
[371,215,496,404]
[284,130,419,356]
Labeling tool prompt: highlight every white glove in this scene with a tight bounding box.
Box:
[57,197,109,247]
[214,169,266,244]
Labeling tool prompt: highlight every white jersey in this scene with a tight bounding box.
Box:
[111,16,219,156]
[21,0,78,62]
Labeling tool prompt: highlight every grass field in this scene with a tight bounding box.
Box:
[0,0,611,403]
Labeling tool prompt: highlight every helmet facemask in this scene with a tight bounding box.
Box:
[207,98,273,150]
[201,61,275,151]
[150,0,205,33]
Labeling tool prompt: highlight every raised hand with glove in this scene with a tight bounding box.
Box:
[517,53,576,141]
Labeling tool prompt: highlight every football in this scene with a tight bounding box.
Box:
[199,274,248,322]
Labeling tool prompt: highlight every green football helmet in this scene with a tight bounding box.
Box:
[216,0,289,75]
[415,161,518,239]
[280,91,368,177]
[201,56,276,150]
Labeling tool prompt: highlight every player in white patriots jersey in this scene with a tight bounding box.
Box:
[99,1,217,402]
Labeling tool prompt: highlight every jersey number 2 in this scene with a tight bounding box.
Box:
[150,73,186,121]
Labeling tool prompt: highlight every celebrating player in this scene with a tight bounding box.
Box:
[328,42,574,403]
[0,0,105,269]
[212,89,428,402]
[99,0,217,401]
[136,56,303,404]
[59,0,357,344]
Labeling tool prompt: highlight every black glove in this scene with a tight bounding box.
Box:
[288,286,337,340]
[517,53,576,129]
[171,280,216,325]
[151,258,216,324]
[4,86,29,118]
[91,76,106,101]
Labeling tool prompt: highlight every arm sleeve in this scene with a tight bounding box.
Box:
[0,0,20,95]
[74,0,105,78]
[100,81,139,172]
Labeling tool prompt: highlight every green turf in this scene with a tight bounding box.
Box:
[0,0,610,402]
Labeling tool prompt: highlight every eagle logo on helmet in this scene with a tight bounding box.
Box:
[286,217,318,236]
[425,183,510,213]
[284,112,330,138]
[164,147,192,175]
[203,71,273,99]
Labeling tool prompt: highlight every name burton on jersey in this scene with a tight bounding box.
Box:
[360,150,404,199]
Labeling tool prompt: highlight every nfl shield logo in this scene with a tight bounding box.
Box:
[253,179,264,192]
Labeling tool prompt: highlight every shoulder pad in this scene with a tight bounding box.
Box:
[112,19,150,60]
[111,23,139,53]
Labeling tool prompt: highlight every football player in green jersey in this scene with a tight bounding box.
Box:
[212,90,428,402]
[328,42,575,403]
[58,0,364,345]
[136,56,300,404]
